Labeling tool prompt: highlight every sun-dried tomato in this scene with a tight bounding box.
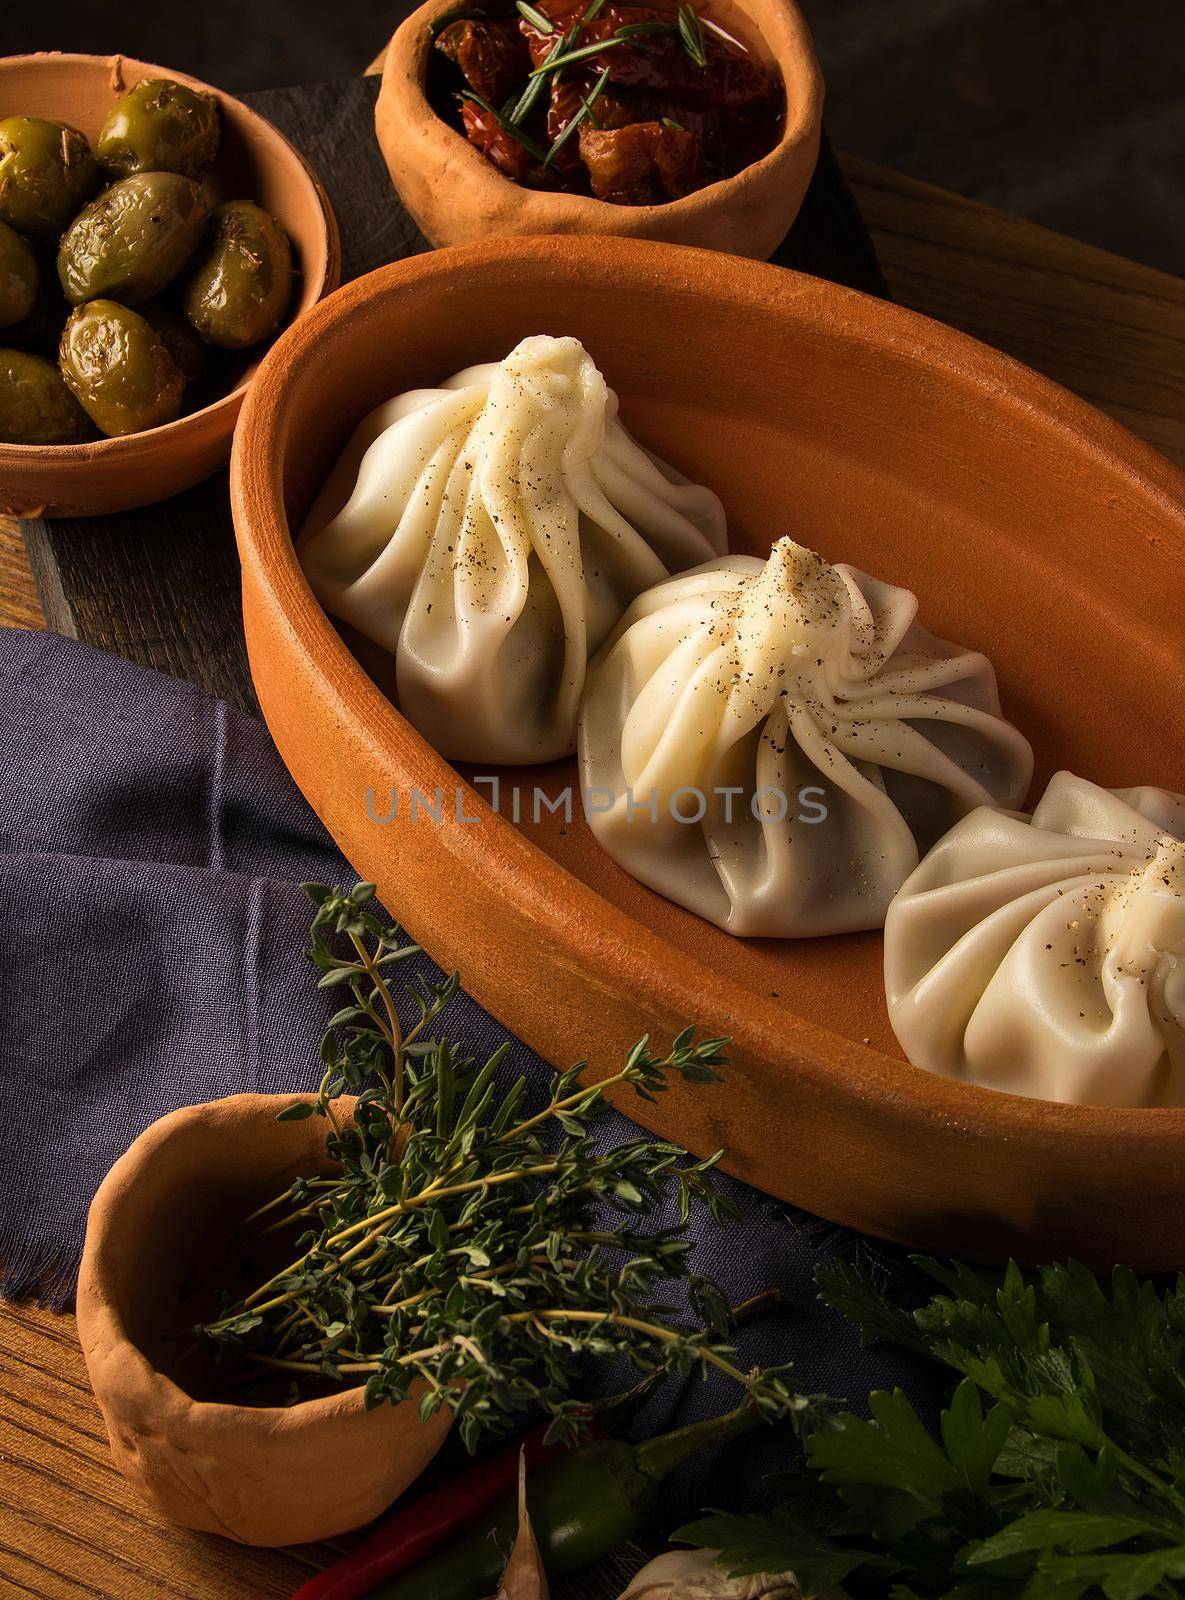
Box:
[579,119,701,203]
[436,17,532,105]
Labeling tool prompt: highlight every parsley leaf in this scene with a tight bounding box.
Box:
[675,1258,1185,1599]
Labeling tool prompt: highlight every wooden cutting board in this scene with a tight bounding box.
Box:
[19,74,886,712]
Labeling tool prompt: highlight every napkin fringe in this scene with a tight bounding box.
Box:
[0,1230,78,1310]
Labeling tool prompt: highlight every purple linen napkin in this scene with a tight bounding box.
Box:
[0,625,940,1520]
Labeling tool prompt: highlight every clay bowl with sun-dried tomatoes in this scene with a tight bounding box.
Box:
[376,0,823,259]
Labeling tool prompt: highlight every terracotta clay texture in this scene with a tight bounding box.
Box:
[376,0,823,259]
[230,236,1185,1271]
[76,1094,451,1546]
[0,54,340,518]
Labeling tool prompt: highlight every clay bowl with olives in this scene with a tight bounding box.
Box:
[0,53,341,518]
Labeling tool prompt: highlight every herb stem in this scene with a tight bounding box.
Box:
[242,1309,758,1391]
[1108,1442,1185,1520]
[239,1177,337,1231]
[349,931,405,1111]
[511,1309,756,1391]
[510,23,575,122]
[325,1161,563,1250]
[544,65,609,166]
[506,1066,632,1143]
[316,1062,343,1135]
[528,25,676,77]
[458,90,550,165]
[224,1161,565,1320]
[233,1054,697,1317]
[516,0,554,29]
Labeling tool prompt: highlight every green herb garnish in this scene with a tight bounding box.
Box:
[201,884,816,1452]
[511,20,581,121]
[516,0,554,31]
[456,89,550,163]
[527,22,678,78]
[544,65,611,165]
[677,2,708,68]
[429,5,488,36]
[678,1257,1185,1598]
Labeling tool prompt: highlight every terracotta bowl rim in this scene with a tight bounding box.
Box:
[0,50,341,461]
[230,233,1185,1152]
[382,0,825,223]
[81,1090,371,1424]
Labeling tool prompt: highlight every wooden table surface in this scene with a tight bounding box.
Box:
[2,155,1185,1599]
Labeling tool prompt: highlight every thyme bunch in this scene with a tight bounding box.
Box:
[202,884,816,1451]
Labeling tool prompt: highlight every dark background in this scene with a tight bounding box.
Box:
[4,0,1181,277]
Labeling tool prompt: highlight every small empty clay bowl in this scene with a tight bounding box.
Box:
[376,0,823,259]
[0,53,340,519]
[77,1093,451,1547]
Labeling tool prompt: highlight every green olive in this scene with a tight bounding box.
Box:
[57,171,208,307]
[138,299,211,381]
[59,299,185,437]
[0,347,92,443]
[0,116,99,239]
[97,78,221,179]
[182,200,292,350]
[0,220,38,328]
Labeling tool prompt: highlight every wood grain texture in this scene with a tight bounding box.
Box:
[0,514,42,629]
[0,1297,649,1596]
[846,153,1185,470]
[3,134,1185,1600]
[0,1302,337,1599]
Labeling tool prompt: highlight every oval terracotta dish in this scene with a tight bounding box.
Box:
[376,0,823,258]
[0,53,340,518]
[231,236,1185,1272]
[76,1094,451,1546]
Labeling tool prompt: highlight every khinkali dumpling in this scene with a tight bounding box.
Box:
[298,335,726,763]
[577,536,1034,937]
[884,772,1185,1106]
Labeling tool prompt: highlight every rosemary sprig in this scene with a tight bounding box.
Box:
[527,22,679,78]
[516,0,554,30]
[201,884,818,1451]
[677,2,709,68]
[511,18,581,123]
[457,88,550,163]
[429,6,488,37]
[509,0,615,125]
[544,65,611,165]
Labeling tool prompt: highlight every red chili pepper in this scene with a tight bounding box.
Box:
[291,1421,596,1600]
